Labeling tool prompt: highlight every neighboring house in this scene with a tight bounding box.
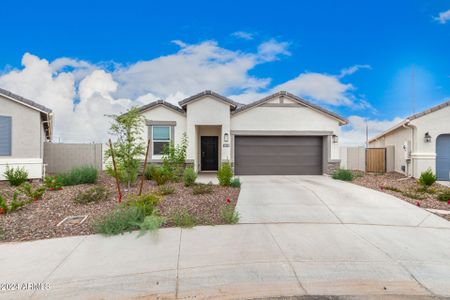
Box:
[137,90,347,175]
[0,88,53,180]
[369,100,450,180]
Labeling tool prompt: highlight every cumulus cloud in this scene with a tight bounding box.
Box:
[0,39,372,144]
[434,9,450,24]
[340,115,404,146]
[275,73,354,106]
[231,31,254,40]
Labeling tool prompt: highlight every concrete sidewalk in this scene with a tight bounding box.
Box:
[1,222,450,299]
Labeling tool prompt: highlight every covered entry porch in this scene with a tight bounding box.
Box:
[195,125,223,172]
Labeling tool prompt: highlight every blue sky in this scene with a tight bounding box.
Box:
[0,0,449,143]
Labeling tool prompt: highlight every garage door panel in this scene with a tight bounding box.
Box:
[235,136,323,175]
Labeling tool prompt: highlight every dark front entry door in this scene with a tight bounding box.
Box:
[201,136,219,171]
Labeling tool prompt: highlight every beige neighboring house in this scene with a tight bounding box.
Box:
[137,90,347,175]
[369,100,450,181]
[0,88,53,180]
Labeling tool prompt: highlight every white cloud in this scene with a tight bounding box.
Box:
[434,9,450,24]
[339,64,371,78]
[257,39,291,62]
[231,31,254,40]
[275,72,354,106]
[340,115,404,146]
[0,40,373,145]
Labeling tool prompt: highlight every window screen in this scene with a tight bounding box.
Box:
[0,116,12,156]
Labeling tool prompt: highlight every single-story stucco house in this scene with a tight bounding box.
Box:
[0,88,53,180]
[369,100,450,181]
[137,90,347,175]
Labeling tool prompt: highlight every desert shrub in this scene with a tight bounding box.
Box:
[137,213,164,235]
[158,185,175,195]
[18,182,46,201]
[402,190,426,200]
[416,186,437,194]
[418,168,437,187]
[44,175,63,190]
[59,165,98,186]
[220,204,239,224]
[217,163,233,186]
[4,166,28,186]
[331,169,354,181]
[0,195,8,214]
[0,192,30,214]
[152,166,171,185]
[94,206,145,235]
[437,190,450,202]
[125,193,160,216]
[170,209,197,228]
[382,186,401,193]
[192,183,214,195]
[230,178,241,188]
[105,161,128,183]
[183,167,197,187]
[144,164,158,180]
[74,186,109,204]
[162,133,188,180]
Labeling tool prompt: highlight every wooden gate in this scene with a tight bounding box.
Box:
[366,148,386,173]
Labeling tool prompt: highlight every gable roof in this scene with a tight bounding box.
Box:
[178,90,240,109]
[233,91,348,125]
[137,100,185,114]
[0,87,52,114]
[369,99,450,143]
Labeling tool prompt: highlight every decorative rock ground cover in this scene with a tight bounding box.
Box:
[0,173,240,242]
[353,172,450,221]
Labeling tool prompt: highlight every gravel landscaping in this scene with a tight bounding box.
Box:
[0,173,240,242]
[353,172,450,221]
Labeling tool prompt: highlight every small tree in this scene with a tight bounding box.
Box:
[162,133,188,179]
[105,107,145,189]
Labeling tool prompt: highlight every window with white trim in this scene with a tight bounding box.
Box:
[152,126,171,155]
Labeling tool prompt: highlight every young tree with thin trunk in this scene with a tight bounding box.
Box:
[105,107,145,189]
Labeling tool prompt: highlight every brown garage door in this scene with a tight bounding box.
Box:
[234,136,323,175]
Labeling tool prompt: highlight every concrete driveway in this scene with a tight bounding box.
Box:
[236,175,450,227]
[1,176,450,299]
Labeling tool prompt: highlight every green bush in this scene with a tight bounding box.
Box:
[44,175,63,190]
[74,186,109,204]
[137,213,164,235]
[152,166,171,185]
[124,193,160,216]
[220,205,239,224]
[437,190,450,202]
[230,178,241,188]
[162,133,188,180]
[217,163,233,186]
[402,190,426,200]
[183,167,197,187]
[0,192,30,214]
[158,185,175,195]
[59,165,98,186]
[93,206,145,236]
[192,183,214,195]
[382,186,401,193]
[18,182,46,201]
[144,164,158,180]
[418,168,437,187]
[4,166,28,186]
[105,162,128,183]
[331,169,354,181]
[170,209,197,228]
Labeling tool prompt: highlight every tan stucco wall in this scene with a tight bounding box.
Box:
[231,96,342,160]
[370,126,412,175]
[186,96,231,170]
[0,95,43,158]
[140,105,187,160]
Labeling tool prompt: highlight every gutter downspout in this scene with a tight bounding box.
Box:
[402,120,414,177]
